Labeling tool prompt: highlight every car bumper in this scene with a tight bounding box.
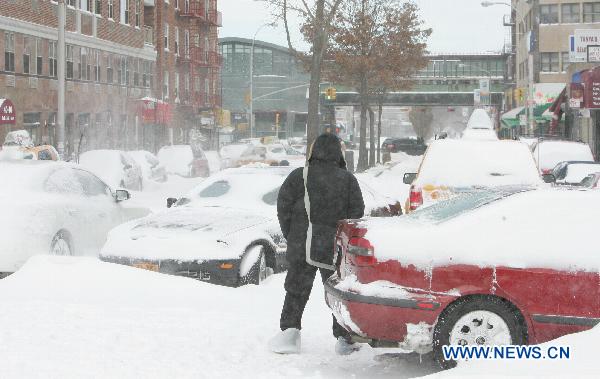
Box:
[324,275,449,347]
[100,255,242,287]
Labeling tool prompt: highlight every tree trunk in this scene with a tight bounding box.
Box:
[357,75,369,172]
[306,0,327,148]
[368,107,375,167]
[377,102,383,164]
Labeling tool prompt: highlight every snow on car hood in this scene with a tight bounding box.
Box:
[101,206,276,261]
[361,188,600,273]
[534,141,594,172]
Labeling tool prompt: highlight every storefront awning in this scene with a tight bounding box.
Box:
[0,98,16,125]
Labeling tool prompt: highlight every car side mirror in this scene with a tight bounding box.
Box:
[403,173,417,185]
[167,197,178,208]
[115,189,131,202]
[542,174,556,184]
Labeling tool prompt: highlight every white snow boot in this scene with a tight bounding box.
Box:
[335,337,361,356]
[269,328,301,354]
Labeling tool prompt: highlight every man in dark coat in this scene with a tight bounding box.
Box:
[269,133,365,355]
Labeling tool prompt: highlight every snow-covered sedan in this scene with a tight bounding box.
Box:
[325,188,599,368]
[128,150,168,182]
[79,150,144,191]
[100,167,401,287]
[0,160,148,275]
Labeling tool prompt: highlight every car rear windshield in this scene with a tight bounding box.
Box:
[408,189,520,224]
[199,180,230,197]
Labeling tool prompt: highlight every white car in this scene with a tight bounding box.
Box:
[532,140,594,174]
[128,150,168,183]
[100,166,400,287]
[157,145,210,178]
[79,150,144,191]
[0,160,149,274]
[219,143,252,169]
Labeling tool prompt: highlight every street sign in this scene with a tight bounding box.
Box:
[473,89,481,105]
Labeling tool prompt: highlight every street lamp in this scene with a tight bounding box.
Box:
[481,1,535,135]
[249,22,276,138]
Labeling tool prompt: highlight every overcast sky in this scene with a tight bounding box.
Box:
[219,0,508,54]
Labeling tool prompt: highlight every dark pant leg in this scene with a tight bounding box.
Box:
[318,268,351,340]
[280,260,318,331]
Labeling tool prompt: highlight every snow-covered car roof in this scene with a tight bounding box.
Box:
[414,139,542,188]
[157,145,203,176]
[361,187,600,272]
[562,163,600,184]
[533,140,594,172]
[0,160,66,193]
[178,166,295,214]
[219,143,251,160]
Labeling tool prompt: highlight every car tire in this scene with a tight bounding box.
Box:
[241,246,271,285]
[432,295,527,369]
[50,230,73,256]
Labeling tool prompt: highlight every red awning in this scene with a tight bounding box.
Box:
[137,97,172,125]
[0,99,16,125]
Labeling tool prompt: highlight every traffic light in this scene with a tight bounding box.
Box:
[513,88,524,103]
[275,113,280,126]
[325,87,337,101]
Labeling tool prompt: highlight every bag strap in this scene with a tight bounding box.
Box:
[303,165,336,270]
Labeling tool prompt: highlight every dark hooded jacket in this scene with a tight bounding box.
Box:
[277,134,365,266]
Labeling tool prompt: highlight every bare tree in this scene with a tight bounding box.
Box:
[325,0,430,171]
[265,0,344,147]
[409,106,434,140]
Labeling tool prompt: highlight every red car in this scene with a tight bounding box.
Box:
[325,188,599,368]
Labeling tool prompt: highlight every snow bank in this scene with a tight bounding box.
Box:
[414,140,541,188]
[533,141,594,172]
[78,150,124,188]
[429,326,599,378]
[364,188,600,272]
[0,255,443,378]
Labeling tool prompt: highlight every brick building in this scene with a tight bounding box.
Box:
[0,0,221,156]
[146,0,222,147]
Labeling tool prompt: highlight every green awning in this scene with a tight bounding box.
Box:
[501,118,520,129]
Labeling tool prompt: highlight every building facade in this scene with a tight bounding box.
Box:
[219,37,310,139]
[147,0,222,149]
[0,0,221,157]
[0,0,156,157]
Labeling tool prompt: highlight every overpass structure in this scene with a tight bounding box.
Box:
[326,91,504,107]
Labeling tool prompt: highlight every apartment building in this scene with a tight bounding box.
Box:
[147,0,222,146]
[0,1,156,157]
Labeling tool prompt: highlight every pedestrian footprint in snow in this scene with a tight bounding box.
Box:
[269,133,365,355]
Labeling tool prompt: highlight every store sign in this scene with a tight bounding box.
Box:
[0,98,16,125]
[588,45,600,63]
[574,29,600,62]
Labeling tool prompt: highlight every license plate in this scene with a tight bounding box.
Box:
[133,262,159,272]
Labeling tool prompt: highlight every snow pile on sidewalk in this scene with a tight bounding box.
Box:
[429,326,599,378]
[0,256,440,379]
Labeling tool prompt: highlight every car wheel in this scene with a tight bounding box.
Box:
[241,246,272,285]
[50,231,72,256]
[432,296,527,369]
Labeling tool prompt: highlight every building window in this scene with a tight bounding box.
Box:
[94,50,101,82]
[135,0,141,27]
[584,2,600,23]
[184,30,190,58]
[107,55,113,83]
[36,38,43,76]
[164,24,169,51]
[163,71,169,99]
[561,3,580,23]
[49,41,57,77]
[67,0,76,7]
[80,48,89,80]
[184,73,190,96]
[121,0,130,24]
[4,32,15,72]
[118,56,127,85]
[561,52,570,72]
[175,27,179,56]
[95,0,102,15]
[174,72,179,100]
[142,60,148,87]
[540,4,559,24]
[108,0,114,19]
[541,52,559,72]
[23,37,31,74]
[66,45,74,79]
[133,59,139,86]
[126,57,131,85]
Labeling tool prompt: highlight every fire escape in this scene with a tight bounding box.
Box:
[178,0,223,111]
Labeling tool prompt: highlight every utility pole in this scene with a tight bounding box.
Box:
[57,0,66,158]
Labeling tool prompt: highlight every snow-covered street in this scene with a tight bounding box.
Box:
[0,256,440,379]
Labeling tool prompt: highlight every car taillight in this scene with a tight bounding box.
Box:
[347,237,377,266]
[409,186,423,211]
[541,168,552,175]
